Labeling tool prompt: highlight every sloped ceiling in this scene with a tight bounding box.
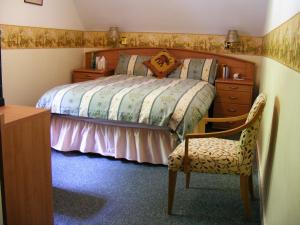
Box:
[74,0,269,36]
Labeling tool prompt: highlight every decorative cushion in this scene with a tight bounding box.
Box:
[143,50,181,78]
[168,58,218,84]
[115,54,153,76]
[169,138,241,175]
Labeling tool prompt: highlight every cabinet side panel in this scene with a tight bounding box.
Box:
[3,111,53,225]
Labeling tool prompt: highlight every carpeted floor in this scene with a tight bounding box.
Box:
[52,149,261,225]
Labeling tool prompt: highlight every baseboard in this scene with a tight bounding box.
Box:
[256,142,266,225]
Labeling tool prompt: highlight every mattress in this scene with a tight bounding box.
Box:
[37,75,215,140]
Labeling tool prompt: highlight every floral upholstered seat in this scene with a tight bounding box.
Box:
[167,93,266,218]
[169,138,240,174]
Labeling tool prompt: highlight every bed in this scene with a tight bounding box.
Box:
[37,48,255,165]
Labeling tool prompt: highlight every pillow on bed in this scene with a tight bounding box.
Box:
[143,50,181,78]
[115,54,153,76]
[168,58,218,84]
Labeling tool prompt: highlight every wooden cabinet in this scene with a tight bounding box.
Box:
[213,79,254,129]
[72,68,114,83]
[0,105,53,225]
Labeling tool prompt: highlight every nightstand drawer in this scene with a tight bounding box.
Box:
[212,120,245,130]
[213,79,254,130]
[215,90,251,104]
[214,102,250,117]
[74,72,101,80]
[72,78,93,83]
[216,83,252,92]
[72,69,113,83]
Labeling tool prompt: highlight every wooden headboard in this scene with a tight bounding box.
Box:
[85,47,255,81]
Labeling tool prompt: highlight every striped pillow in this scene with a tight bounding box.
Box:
[115,54,153,76]
[168,58,218,84]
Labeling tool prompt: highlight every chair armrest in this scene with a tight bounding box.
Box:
[186,105,264,141]
[204,113,248,123]
[186,123,247,139]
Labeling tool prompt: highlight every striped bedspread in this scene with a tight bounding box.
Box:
[37,75,215,139]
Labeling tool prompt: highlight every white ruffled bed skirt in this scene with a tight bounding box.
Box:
[50,115,178,165]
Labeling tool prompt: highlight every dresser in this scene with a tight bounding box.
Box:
[72,68,114,83]
[213,79,254,129]
[0,105,53,225]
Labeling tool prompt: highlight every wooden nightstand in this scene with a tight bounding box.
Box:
[213,79,254,129]
[72,68,114,83]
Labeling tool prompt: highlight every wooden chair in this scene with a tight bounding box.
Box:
[167,93,266,218]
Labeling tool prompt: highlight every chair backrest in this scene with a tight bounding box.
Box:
[237,93,266,173]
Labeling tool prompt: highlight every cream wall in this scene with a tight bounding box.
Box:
[2,49,83,105]
[258,1,300,225]
[0,0,84,106]
[74,0,269,36]
[0,0,83,29]
[264,0,300,32]
[258,58,300,225]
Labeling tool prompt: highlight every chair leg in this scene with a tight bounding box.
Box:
[185,172,191,189]
[240,175,251,219]
[167,170,177,215]
[249,174,255,200]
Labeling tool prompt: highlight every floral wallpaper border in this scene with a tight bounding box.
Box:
[0,24,262,55]
[1,12,300,73]
[262,12,300,73]
[0,24,83,49]
[84,31,263,55]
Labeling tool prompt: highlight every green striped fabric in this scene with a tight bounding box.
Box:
[115,54,153,76]
[168,58,218,84]
[36,75,215,140]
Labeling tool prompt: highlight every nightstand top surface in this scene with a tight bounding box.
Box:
[0,105,49,125]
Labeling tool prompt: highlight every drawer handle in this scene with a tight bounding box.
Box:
[86,74,93,78]
[229,96,238,100]
[229,86,238,90]
[228,108,237,112]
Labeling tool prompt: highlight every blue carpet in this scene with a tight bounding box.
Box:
[52,149,261,225]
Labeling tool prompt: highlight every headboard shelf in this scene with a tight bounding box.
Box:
[85,47,255,81]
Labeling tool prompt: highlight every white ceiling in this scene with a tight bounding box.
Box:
[73,0,269,36]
